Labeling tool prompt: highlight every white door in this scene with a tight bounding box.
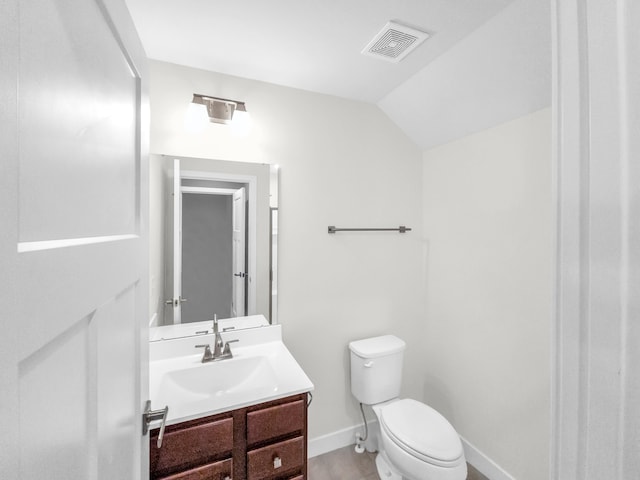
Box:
[553,1,640,478]
[0,1,149,479]
[232,188,247,317]
[170,159,184,324]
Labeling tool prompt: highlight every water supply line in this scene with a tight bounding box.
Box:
[355,402,368,453]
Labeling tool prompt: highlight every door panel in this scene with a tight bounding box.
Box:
[1,1,148,479]
[18,0,138,243]
[18,313,93,479]
[19,283,139,479]
[96,284,138,477]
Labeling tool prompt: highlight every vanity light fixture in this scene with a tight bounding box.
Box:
[191,93,248,125]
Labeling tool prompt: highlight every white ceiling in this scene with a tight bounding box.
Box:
[125,0,550,149]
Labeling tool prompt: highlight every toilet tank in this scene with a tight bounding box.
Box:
[349,335,406,405]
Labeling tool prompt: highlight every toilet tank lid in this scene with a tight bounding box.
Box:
[349,335,406,358]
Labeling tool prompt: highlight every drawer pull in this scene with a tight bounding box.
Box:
[273,455,282,469]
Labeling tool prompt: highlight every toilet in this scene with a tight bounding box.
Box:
[349,335,467,480]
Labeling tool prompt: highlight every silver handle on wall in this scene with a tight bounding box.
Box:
[143,400,169,448]
[164,297,188,306]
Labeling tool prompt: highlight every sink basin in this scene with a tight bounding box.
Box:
[156,355,278,400]
[149,325,314,425]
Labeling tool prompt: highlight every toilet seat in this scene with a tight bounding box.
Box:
[380,399,464,468]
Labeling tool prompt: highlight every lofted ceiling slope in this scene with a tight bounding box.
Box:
[380,0,551,150]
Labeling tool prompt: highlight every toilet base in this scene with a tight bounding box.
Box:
[376,451,402,480]
[371,399,467,480]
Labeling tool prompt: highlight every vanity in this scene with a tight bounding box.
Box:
[150,393,307,480]
[148,318,313,480]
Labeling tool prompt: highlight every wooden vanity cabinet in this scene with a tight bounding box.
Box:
[150,412,234,479]
[246,396,307,480]
[150,393,308,480]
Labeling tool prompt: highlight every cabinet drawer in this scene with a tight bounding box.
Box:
[247,399,305,445]
[158,458,233,480]
[151,417,233,476]
[247,436,304,480]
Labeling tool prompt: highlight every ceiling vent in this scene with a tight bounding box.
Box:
[362,21,430,63]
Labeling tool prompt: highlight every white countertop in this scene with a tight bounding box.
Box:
[149,324,314,426]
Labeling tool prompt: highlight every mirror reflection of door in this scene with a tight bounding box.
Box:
[166,160,250,324]
[231,187,247,317]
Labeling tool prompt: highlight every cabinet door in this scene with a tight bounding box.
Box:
[158,458,233,480]
[246,436,305,480]
[247,399,305,445]
[151,417,233,476]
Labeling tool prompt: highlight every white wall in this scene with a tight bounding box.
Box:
[422,108,552,480]
[148,60,425,440]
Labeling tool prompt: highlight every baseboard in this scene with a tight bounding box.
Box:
[308,421,377,458]
[308,425,359,458]
[460,436,516,480]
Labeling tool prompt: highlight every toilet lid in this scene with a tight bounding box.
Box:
[380,399,463,464]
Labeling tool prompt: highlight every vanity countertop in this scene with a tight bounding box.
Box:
[149,324,313,426]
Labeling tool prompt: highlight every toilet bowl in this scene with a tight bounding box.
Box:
[373,399,467,480]
[349,335,467,480]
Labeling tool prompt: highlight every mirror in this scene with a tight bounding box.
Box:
[149,155,278,339]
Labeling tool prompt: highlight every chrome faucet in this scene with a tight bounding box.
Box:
[195,314,239,363]
[212,314,224,358]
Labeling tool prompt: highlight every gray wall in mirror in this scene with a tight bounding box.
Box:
[182,192,233,321]
[149,154,278,331]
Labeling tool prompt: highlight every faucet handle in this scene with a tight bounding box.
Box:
[222,339,239,356]
[195,344,213,362]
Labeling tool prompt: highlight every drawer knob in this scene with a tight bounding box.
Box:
[273,456,282,469]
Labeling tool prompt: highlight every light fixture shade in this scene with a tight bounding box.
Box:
[231,108,252,137]
[192,94,248,125]
[184,101,208,133]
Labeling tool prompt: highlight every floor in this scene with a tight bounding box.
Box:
[308,445,488,480]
